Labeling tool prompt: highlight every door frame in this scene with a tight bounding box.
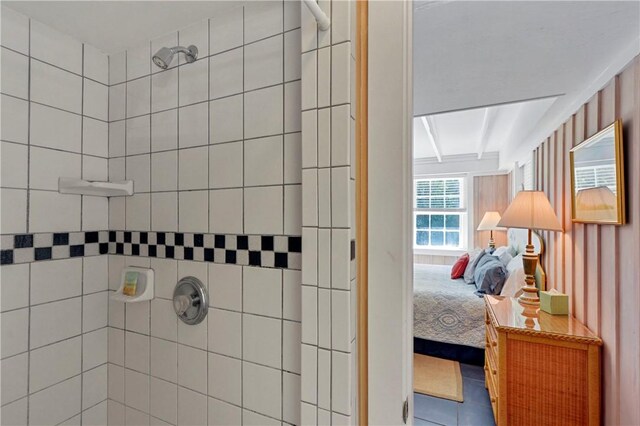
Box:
[358,0,414,424]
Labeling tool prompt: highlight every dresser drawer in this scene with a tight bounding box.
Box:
[485,315,498,347]
[484,358,499,422]
[485,323,499,374]
[484,295,602,426]
[485,340,498,380]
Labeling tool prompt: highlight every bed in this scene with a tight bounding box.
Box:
[414,264,486,348]
[413,229,546,351]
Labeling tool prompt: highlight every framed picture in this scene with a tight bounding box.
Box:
[570,119,625,225]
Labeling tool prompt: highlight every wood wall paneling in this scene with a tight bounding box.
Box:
[563,118,575,314]
[599,76,619,426]
[548,133,556,289]
[616,56,640,426]
[573,107,587,323]
[585,94,601,335]
[555,126,565,294]
[473,174,509,249]
[535,56,639,425]
[413,254,458,266]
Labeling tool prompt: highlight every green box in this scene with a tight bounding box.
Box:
[540,290,569,315]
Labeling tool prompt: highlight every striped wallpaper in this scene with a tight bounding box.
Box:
[533,56,639,425]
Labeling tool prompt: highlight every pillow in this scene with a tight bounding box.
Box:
[506,254,524,275]
[463,249,487,284]
[501,254,526,297]
[493,246,513,267]
[473,255,508,295]
[450,253,470,279]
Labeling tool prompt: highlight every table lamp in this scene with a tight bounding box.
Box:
[575,186,617,222]
[498,191,562,306]
[476,211,506,249]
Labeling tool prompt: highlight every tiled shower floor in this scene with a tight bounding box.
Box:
[414,363,496,426]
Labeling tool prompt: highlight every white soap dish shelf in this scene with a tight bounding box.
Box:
[110,267,154,303]
[58,177,134,197]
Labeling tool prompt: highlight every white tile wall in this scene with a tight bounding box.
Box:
[209,47,243,99]
[243,266,282,317]
[152,68,178,112]
[244,186,284,234]
[127,76,151,118]
[242,314,282,368]
[244,1,283,44]
[209,352,242,405]
[29,336,82,393]
[208,308,242,357]
[244,85,284,139]
[178,102,209,148]
[242,361,282,419]
[0,264,29,312]
[30,257,82,304]
[1,141,28,188]
[0,2,357,425]
[149,376,178,424]
[1,94,29,144]
[0,9,110,425]
[1,6,29,54]
[126,42,150,80]
[30,19,82,74]
[210,95,243,143]
[149,337,177,383]
[178,59,208,107]
[177,387,207,426]
[1,352,28,405]
[208,397,241,426]
[82,399,108,425]
[300,0,358,423]
[2,47,29,99]
[0,5,109,233]
[177,345,208,393]
[31,59,83,113]
[209,6,243,54]
[244,34,283,91]
[244,136,284,186]
[209,142,243,189]
[29,376,82,426]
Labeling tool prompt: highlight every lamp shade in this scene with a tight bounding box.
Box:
[575,186,617,222]
[476,211,507,231]
[498,190,563,232]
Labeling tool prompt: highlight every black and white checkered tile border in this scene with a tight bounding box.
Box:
[0,231,110,264]
[0,231,302,270]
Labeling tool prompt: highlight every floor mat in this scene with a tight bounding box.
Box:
[414,353,464,402]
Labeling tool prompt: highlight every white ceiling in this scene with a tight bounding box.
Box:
[413,0,640,165]
[3,1,240,54]
[413,96,557,159]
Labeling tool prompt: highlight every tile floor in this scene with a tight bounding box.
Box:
[414,363,496,426]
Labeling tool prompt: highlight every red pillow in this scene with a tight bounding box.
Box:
[451,253,470,279]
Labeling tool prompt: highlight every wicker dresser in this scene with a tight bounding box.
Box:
[484,295,602,426]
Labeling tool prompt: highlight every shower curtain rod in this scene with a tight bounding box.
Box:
[302,0,330,31]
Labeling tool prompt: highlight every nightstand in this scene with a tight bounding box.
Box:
[484,295,602,425]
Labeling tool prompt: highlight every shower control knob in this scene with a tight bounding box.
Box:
[173,294,191,316]
[173,276,209,325]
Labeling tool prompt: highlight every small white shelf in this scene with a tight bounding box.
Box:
[110,267,154,303]
[59,177,134,197]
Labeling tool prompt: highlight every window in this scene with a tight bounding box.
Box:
[523,159,534,190]
[414,177,466,249]
[574,164,617,194]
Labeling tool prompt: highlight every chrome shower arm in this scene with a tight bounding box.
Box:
[170,45,197,62]
[152,44,198,69]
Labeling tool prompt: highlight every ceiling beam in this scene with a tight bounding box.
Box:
[477,108,497,159]
[421,116,442,162]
